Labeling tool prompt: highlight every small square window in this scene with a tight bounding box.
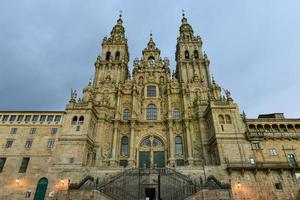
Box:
[11,128,17,134]
[76,126,80,131]
[25,191,31,198]
[47,139,55,149]
[47,115,54,122]
[270,148,277,156]
[29,128,37,134]
[9,115,16,122]
[5,140,13,148]
[54,115,61,122]
[32,115,39,122]
[51,128,58,134]
[2,115,9,121]
[17,115,24,121]
[69,157,74,164]
[25,140,33,149]
[25,115,32,122]
[39,115,46,122]
[252,143,260,150]
[275,182,283,190]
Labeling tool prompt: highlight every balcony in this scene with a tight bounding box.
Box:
[226,161,300,174]
[246,131,300,140]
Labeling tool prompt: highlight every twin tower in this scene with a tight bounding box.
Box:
[93,15,213,88]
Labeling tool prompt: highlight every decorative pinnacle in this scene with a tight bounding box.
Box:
[119,10,123,19]
[182,9,185,17]
[150,31,153,39]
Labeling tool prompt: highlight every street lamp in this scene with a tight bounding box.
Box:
[16,177,20,184]
[237,181,241,188]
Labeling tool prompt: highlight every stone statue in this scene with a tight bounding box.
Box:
[71,88,77,101]
[223,88,232,99]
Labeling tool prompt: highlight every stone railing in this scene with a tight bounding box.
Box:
[246,131,300,140]
[226,161,299,173]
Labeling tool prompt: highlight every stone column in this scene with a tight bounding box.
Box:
[129,121,136,167]
[110,121,119,166]
[168,120,175,166]
[185,120,194,165]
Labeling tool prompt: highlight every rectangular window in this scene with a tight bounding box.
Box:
[11,128,17,134]
[5,140,13,148]
[47,115,54,122]
[251,143,260,150]
[76,125,80,131]
[19,157,30,173]
[274,182,283,190]
[54,115,61,122]
[24,115,31,122]
[47,139,55,149]
[24,140,33,149]
[9,115,16,122]
[0,158,6,173]
[51,128,58,134]
[0,115,2,121]
[29,128,37,134]
[32,115,39,122]
[147,85,156,97]
[2,115,9,121]
[17,115,24,121]
[39,115,46,122]
[270,148,277,156]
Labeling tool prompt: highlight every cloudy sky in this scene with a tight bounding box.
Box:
[0,0,299,118]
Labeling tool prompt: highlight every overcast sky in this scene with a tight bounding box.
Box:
[0,0,299,118]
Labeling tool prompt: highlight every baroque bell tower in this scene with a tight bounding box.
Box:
[175,14,211,87]
[93,14,130,85]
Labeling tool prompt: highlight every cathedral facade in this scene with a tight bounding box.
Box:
[0,15,300,200]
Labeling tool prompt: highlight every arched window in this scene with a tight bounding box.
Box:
[218,115,225,124]
[121,136,129,156]
[147,104,157,120]
[148,56,155,61]
[71,116,78,125]
[175,136,183,155]
[78,116,84,124]
[105,51,111,61]
[123,108,130,121]
[147,85,156,97]
[115,51,120,60]
[173,108,181,120]
[225,115,231,124]
[194,50,199,59]
[184,50,190,59]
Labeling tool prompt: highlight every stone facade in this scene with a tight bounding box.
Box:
[0,15,300,200]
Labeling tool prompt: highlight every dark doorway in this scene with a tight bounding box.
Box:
[145,188,156,200]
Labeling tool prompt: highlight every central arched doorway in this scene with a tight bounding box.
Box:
[139,136,165,168]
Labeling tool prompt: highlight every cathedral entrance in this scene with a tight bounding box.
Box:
[139,136,165,168]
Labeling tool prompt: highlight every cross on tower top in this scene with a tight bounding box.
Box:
[182,9,185,17]
[119,10,123,19]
